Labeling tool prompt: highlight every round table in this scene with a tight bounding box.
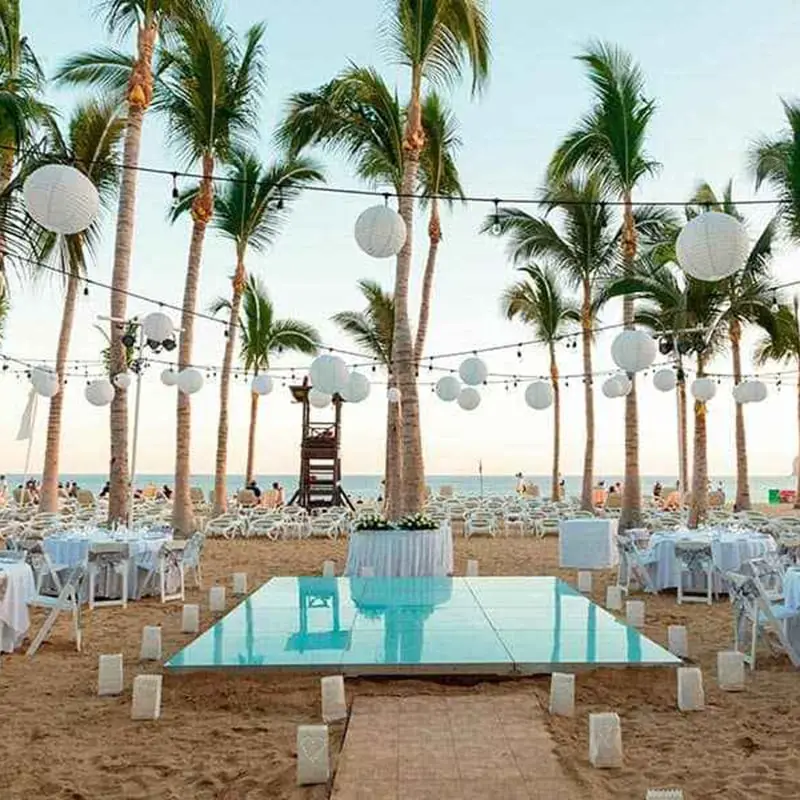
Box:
[0,561,35,652]
[344,525,453,577]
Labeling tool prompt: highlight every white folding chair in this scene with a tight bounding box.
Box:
[27,564,85,657]
[674,541,715,605]
[87,542,131,609]
[616,532,658,595]
[182,532,205,588]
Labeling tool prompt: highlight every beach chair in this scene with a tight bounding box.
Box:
[536,517,560,538]
[87,542,131,609]
[438,485,455,500]
[465,511,495,538]
[502,509,526,537]
[76,489,95,508]
[205,513,243,540]
[27,564,85,657]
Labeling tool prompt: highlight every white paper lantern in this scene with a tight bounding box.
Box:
[676,211,749,282]
[160,368,178,387]
[85,378,115,406]
[733,380,767,404]
[309,355,349,396]
[30,366,59,398]
[751,380,767,403]
[459,356,488,387]
[611,330,656,373]
[340,371,370,403]
[177,368,203,395]
[691,377,716,402]
[387,387,401,404]
[601,376,624,399]
[525,380,553,410]
[457,387,481,411]
[113,372,132,390]
[653,368,677,392]
[354,204,407,258]
[142,312,174,343]
[616,373,632,396]
[251,374,274,396]
[435,375,461,402]
[23,164,100,235]
[309,388,331,408]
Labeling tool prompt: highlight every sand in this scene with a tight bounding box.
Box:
[2,533,799,800]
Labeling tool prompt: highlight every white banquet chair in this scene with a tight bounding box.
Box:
[616,533,658,595]
[674,540,715,605]
[27,564,85,657]
[182,532,205,588]
[87,542,131,609]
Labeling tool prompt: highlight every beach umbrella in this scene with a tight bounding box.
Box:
[85,378,114,406]
[457,387,481,411]
[309,354,349,396]
[354,204,407,258]
[611,330,656,373]
[676,211,749,282]
[435,375,461,402]
[653,368,676,392]
[23,164,100,234]
[458,356,488,387]
[524,380,553,410]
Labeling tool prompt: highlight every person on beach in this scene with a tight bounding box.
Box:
[0,474,7,504]
[247,479,262,500]
[272,482,285,506]
[99,481,111,499]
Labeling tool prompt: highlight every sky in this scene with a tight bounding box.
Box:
[2,0,800,480]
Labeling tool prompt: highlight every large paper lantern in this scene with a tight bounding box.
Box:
[251,374,274,396]
[733,380,767,404]
[309,388,331,408]
[524,380,553,410]
[341,371,370,403]
[676,211,749,282]
[23,164,100,234]
[691,377,716,402]
[113,372,132,390]
[601,375,631,399]
[457,387,481,411]
[751,380,768,403]
[354,204,407,258]
[85,378,114,406]
[161,368,178,387]
[142,312,174,343]
[611,330,656,373]
[387,387,401,404]
[653,368,677,392]
[435,375,461,402]
[177,368,203,395]
[30,366,59,398]
[310,354,349,395]
[459,356,488,387]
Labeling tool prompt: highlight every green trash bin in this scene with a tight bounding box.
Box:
[768,488,780,505]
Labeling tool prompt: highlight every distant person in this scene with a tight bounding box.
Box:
[0,474,7,503]
[717,481,725,502]
[58,482,69,500]
[247,480,262,499]
[163,484,173,500]
[608,484,617,494]
[515,472,526,494]
[558,478,565,499]
[653,481,663,498]
[99,481,111,499]
[68,481,79,499]
[272,482,285,506]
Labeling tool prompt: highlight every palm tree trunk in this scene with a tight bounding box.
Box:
[108,24,156,526]
[580,278,594,511]
[213,256,246,515]
[550,344,561,503]
[39,270,80,512]
[414,200,441,359]
[245,389,259,485]
[730,322,750,510]
[383,374,403,517]
[676,367,689,495]
[172,158,214,536]
[689,356,709,529]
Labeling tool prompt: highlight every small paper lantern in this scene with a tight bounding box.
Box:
[113,372,132,390]
[653,368,677,392]
[251,374,274,396]
[309,355,349,395]
[387,387,401,404]
[177,368,203,395]
[615,374,632,396]
[611,330,656,373]
[458,356,488,386]
[751,380,767,402]
[435,375,461,402]
[457,387,481,411]
[85,378,115,407]
[525,380,553,410]
[23,163,100,235]
[676,211,749,282]
[601,376,624,399]
[734,380,767,404]
[309,388,331,409]
[340,371,370,403]
[160,368,178,387]
[141,311,174,343]
[30,366,59,398]
[354,204,407,258]
[691,377,716,402]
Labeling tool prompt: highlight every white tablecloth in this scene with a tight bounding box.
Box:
[345,525,453,577]
[785,568,800,613]
[0,561,35,652]
[558,519,619,568]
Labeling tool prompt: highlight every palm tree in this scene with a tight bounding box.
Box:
[755,302,800,509]
[548,41,659,530]
[157,7,264,534]
[211,274,320,484]
[55,0,206,525]
[175,149,324,515]
[332,280,398,515]
[501,265,579,501]
[34,99,126,512]
[0,270,7,342]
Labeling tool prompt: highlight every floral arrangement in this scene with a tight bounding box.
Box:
[353,513,392,531]
[395,513,438,531]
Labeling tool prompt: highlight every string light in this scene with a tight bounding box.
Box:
[491,199,501,234]
[171,172,179,208]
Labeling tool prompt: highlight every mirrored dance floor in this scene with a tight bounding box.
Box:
[165,577,680,675]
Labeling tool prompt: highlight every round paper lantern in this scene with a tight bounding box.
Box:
[435,375,461,402]
[23,164,100,235]
[732,382,750,404]
[611,330,656,373]
[751,380,767,403]
[691,377,716,402]
[161,368,178,387]
[142,312,174,343]
[177,368,203,395]
[113,372,132,390]
[615,373,632,396]
[524,380,553,410]
[341,371,370,403]
[310,354,349,395]
[30,366,59,398]
[459,356,488,387]
[734,380,767,404]
[387,386,402,404]
[601,376,628,399]
[676,211,749,282]
[354,204,407,258]
[251,374,274,396]
[653,368,677,392]
[457,387,481,411]
[85,378,114,407]
[309,388,331,408]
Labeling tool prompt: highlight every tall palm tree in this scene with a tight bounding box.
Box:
[175,149,324,515]
[332,280,398,515]
[157,6,265,533]
[501,265,579,501]
[34,99,126,512]
[755,302,800,509]
[55,0,206,525]
[211,274,320,484]
[548,41,659,530]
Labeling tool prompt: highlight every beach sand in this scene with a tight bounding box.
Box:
[2,532,799,799]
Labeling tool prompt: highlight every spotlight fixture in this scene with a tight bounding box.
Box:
[658,336,673,355]
[171,172,179,208]
[146,338,161,351]
[121,332,136,349]
[277,186,284,211]
[491,198,501,235]
[162,337,176,352]
[771,291,779,313]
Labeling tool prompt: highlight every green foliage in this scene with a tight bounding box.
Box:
[353,513,391,531]
[395,512,438,530]
[332,280,394,366]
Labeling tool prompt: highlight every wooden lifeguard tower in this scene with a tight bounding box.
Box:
[287,380,354,511]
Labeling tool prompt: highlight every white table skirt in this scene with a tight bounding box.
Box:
[785,568,800,613]
[345,525,453,577]
[0,561,35,652]
[558,519,619,569]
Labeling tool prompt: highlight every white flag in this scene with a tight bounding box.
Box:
[16,389,37,441]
